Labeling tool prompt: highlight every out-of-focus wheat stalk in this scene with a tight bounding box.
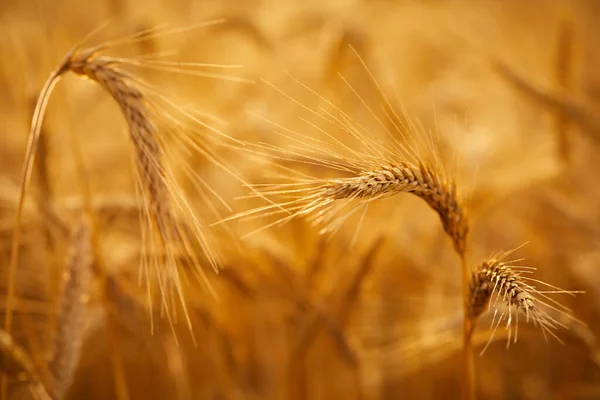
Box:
[0,329,51,400]
[1,51,67,399]
[287,237,383,400]
[493,59,600,147]
[553,11,578,165]
[48,216,93,400]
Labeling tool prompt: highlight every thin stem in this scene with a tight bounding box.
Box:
[554,11,577,166]
[1,53,71,400]
[461,254,475,400]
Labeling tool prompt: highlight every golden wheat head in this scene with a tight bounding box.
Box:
[320,161,467,254]
[223,69,469,259]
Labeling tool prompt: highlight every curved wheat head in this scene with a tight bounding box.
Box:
[5,23,248,343]
[221,68,469,258]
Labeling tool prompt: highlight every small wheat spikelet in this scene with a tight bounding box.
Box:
[469,250,582,354]
[4,22,246,345]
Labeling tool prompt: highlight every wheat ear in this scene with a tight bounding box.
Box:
[68,55,177,249]
[48,217,93,399]
[233,149,472,397]
[65,52,192,318]
[230,158,468,257]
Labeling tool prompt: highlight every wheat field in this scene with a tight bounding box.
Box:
[1,0,600,399]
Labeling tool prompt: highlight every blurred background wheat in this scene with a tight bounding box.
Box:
[1,0,600,399]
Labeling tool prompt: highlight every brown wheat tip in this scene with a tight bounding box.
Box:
[469,253,582,354]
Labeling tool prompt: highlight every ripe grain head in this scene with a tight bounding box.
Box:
[222,64,469,258]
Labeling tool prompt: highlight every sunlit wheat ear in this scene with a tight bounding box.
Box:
[314,161,467,254]
[469,252,583,355]
[48,216,93,400]
[7,23,249,343]
[220,64,468,256]
[232,132,468,255]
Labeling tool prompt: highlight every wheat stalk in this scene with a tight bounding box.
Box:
[492,59,600,147]
[553,10,578,165]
